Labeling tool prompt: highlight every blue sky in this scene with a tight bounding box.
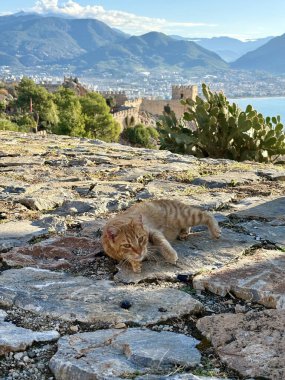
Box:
[1,0,285,40]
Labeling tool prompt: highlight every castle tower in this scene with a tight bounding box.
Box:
[171,85,198,100]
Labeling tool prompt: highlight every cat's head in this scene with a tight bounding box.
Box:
[105,215,148,262]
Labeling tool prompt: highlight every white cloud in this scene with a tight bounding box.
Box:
[32,0,215,35]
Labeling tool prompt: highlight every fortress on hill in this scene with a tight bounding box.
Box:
[43,77,198,128]
[99,84,198,128]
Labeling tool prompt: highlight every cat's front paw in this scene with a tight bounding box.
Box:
[131,262,142,273]
[211,225,221,239]
[165,251,178,265]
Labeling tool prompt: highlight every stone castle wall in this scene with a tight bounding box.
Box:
[172,85,198,100]
[140,99,188,119]
[140,85,198,119]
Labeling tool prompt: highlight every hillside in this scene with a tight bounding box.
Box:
[232,33,285,73]
[0,131,284,379]
[170,35,273,62]
[0,13,228,74]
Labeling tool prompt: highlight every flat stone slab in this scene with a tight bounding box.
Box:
[238,219,285,248]
[1,236,102,270]
[232,196,285,220]
[191,171,260,188]
[139,181,235,210]
[137,376,228,380]
[193,249,285,309]
[0,320,59,355]
[49,328,201,380]
[0,220,48,251]
[257,169,285,181]
[0,268,203,324]
[115,228,256,283]
[0,156,43,167]
[197,309,285,379]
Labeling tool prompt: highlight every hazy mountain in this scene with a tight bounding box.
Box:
[231,34,285,73]
[0,13,126,67]
[75,32,228,72]
[170,35,273,62]
[0,13,228,74]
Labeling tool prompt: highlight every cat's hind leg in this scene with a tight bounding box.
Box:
[178,227,191,240]
[150,230,178,265]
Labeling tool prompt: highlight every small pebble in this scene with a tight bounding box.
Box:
[114,322,127,329]
[69,325,79,332]
[14,352,24,361]
[120,300,132,309]
[235,304,246,313]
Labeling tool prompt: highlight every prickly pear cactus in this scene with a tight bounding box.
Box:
[157,84,285,162]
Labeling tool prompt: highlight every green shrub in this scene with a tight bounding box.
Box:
[157,83,285,162]
[15,114,37,130]
[0,118,30,132]
[123,124,159,149]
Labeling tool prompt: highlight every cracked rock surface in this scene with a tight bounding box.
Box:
[1,131,285,379]
[49,328,201,380]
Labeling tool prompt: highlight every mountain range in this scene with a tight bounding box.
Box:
[171,35,273,62]
[0,13,284,75]
[232,33,285,73]
[0,13,227,74]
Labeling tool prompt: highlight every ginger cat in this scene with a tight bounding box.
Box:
[102,199,221,273]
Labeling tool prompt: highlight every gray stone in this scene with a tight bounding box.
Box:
[49,328,201,380]
[0,156,43,167]
[140,180,235,210]
[18,196,62,211]
[197,309,285,379]
[54,200,94,215]
[238,219,285,248]
[1,236,102,270]
[0,309,7,320]
[0,268,203,323]
[193,249,285,309]
[0,220,48,251]
[115,228,256,283]
[257,169,285,181]
[137,375,228,380]
[191,171,260,188]
[232,196,285,220]
[0,321,59,355]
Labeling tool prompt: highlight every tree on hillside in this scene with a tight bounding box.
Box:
[79,92,110,116]
[80,92,121,142]
[53,87,85,137]
[16,77,58,130]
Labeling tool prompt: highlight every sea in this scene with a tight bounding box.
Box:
[229,97,285,124]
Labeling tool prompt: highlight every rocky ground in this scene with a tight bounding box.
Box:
[0,131,284,380]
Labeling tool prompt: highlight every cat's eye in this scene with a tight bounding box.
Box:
[122,243,131,248]
[138,236,144,243]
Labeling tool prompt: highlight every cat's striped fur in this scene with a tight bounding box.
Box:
[102,199,221,273]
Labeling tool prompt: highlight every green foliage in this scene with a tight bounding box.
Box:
[0,118,30,132]
[0,101,6,114]
[123,123,159,149]
[85,113,121,142]
[15,114,37,130]
[79,92,110,117]
[53,87,85,136]
[16,77,59,128]
[157,83,285,162]
[80,92,120,142]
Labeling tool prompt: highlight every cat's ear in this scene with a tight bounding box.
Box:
[131,214,143,226]
[106,226,119,241]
